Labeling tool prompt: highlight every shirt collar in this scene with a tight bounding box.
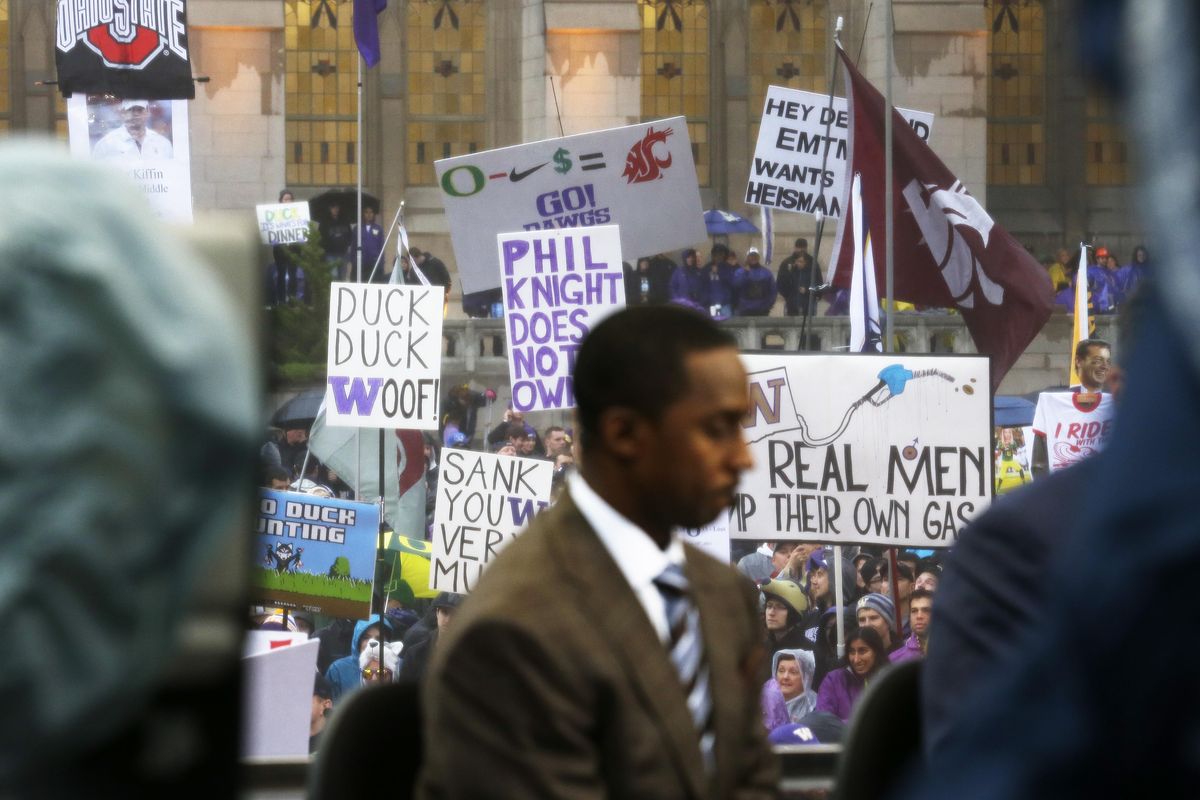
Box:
[568,472,683,591]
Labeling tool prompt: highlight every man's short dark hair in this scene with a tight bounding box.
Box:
[910,588,935,603]
[501,421,529,442]
[573,306,737,450]
[544,425,565,438]
[1075,338,1110,362]
[795,238,808,249]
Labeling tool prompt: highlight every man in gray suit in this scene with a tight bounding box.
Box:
[419,305,778,799]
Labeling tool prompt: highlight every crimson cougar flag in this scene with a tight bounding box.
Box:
[830,46,1052,390]
[55,0,195,99]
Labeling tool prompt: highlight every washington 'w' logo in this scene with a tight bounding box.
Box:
[745,376,786,429]
[903,180,1004,309]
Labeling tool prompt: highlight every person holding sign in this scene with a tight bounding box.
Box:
[419,306,776,799]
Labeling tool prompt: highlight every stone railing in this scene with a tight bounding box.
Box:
[440,312,1118,397]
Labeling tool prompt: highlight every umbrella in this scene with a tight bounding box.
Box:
[308,188,381,226]
[381,531,437,599]
[703,208,760,235]
[271,387,324,429]
[993,395,1035,427]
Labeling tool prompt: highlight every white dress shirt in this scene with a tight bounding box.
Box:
[568,472,685,645]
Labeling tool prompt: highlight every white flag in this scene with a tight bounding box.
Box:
[848,173,882,353]
[307,406,428,536]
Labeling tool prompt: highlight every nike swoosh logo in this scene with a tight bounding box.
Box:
[509,162,549,181]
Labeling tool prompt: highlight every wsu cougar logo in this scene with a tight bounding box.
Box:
[903,179,1004,309]
[56,0,189,70]
[622,127,674,184]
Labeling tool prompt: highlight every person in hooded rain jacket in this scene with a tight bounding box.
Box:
[668,248,707,309]
[760,648,819,730]
[324,614,395,703]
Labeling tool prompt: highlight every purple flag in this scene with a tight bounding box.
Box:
[353,0,388,68]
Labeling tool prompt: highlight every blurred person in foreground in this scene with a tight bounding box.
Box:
[418,306,777,799]
[0,140,257,794]
[906,1,1200,796]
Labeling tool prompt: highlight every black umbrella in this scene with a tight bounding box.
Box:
[308,188,381,226]
[271,388,325,429]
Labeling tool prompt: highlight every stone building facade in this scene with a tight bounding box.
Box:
[3,0,1144,302]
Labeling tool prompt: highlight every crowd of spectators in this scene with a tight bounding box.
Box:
[625,237,841,321]
[1045,243,1150,315]
[737,541,941,745]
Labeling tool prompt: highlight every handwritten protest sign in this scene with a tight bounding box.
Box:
[734,353,991,548]
[430,449,554,594]
[437,118,706,294]
[499,225,625,412]
[252,489,379,618]
[325,283,443,429]
[746,85,934,217]
[256,201,312,245]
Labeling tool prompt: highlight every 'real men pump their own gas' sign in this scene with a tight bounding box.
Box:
[325,283,443,429]
[498,225,626,412]
[733,353,992,548]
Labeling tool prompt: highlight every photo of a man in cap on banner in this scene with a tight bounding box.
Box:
[91,98,175,160]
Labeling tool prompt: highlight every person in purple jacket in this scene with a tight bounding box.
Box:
[667,247,707,311]
[732,247,777,316]
[890,588,933,663]
[814,626,889,722]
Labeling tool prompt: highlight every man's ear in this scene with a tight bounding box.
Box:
[596,406,651,461]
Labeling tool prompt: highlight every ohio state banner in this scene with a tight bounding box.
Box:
[55,0,195,100]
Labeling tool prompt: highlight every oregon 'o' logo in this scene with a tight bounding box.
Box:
[440,165,487,197]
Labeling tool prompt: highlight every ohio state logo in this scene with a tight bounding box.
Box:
[56,0,189,70]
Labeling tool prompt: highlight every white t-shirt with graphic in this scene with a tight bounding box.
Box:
[1032,392,1115,472]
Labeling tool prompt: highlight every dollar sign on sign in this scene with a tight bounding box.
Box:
[553,147,572,174]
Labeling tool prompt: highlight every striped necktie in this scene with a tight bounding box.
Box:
[654,563,715,771]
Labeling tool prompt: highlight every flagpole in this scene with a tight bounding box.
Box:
[802,16,845,351]
[355,45,364,503]
[884,0,894,354]
[883,1,904,641]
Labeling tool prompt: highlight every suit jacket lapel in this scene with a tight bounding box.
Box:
[548,495,708,800]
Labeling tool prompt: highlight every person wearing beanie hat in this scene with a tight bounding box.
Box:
[732,245,777,316]
[856,593,897,652]
[761,578,813,656]
[805,547,862,616]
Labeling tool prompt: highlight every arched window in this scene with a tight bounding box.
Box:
[284,0,359,186]
[1085,87,1128,186]
[639,0,709,185]
[748,0,826,145]
[986,0,1045,186]
[405,0,486,186]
